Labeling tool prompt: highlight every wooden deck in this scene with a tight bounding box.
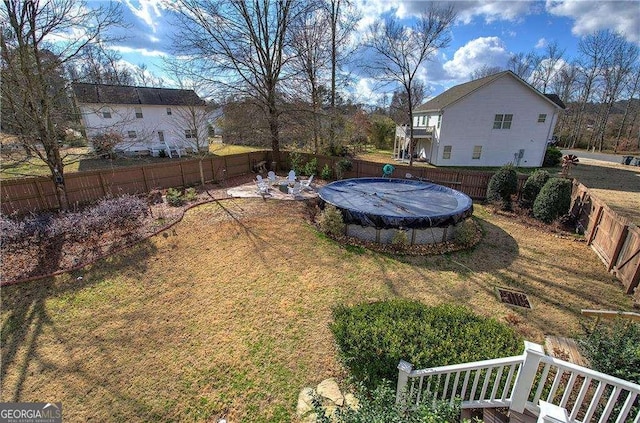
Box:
[544,336,589,367]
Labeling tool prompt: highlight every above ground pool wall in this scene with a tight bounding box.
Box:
[346,224,456,245]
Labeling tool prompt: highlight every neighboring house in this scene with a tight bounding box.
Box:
[72,83,209,157]
[394,71,565,168]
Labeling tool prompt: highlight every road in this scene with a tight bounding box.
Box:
[561,149,631,164]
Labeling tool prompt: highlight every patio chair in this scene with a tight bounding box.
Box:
[267,171,277,184]
[256,175,270,195]
[287,170,296,184]
[288,182,302,197]
[300,174,314,191]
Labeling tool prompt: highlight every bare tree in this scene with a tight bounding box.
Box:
[551,61,579,141]
[132,63,164,87]
[324,0,359,155]
[388,81,427,125]
[70,44,134,85]
[591,35,638,151]
[615,66,640,150]
[507,51,540,80]
[531,40,565,93]
[470,65,502,80]
[289,3,332,154]
[1,0,124,209]
[570,30,618,148]
[366,2,456,166]
[169,0,304,166]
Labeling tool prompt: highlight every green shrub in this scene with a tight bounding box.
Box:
[519,169,550,210]
[184,187,198,202]
[532,177,572,223]
[318,205,345,237]
[335,159,353,180]
[289,151,304,175]
[486,164,518,210]
[330,300,522,389]
[454,219,477,246]
[303,157,318,177]
[166,188,184,207]
[543,146,563,167]
[391,230,409,246]
[313,381,464,423]
[321,164,333,180]
[578,319,640,384]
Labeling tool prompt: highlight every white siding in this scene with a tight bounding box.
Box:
[431,75,559,167]
[79,103,209,154]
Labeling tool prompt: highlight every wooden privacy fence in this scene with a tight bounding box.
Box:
[2,151,638,298]
[1,151,271,214]
[1,151,527,215]
[285,152,529,200]
[570,181,640,299]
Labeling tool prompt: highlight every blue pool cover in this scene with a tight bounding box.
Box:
[318,178,473,229]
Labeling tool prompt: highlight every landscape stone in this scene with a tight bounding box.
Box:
[317,378,344,406]
[344,393,359,410]
[296,387,316,419]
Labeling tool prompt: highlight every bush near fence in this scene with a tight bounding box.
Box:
[2,152,637,299]
[1,151,528,215]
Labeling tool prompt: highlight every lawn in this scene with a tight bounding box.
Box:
[566,157,640,225]
[0,140,263,179]
[1,199,634,422]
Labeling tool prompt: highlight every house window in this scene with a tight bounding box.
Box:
[442,145,452,159]
[538,114,547,123]
[127,131,137,139]
[135,107,143,118]
[420,116,425,126]
[102,109,112,119]
[472,145,482,160]
[437,114,441,128]
[493,114,513,129]
[185,129,197,139]
[166,108,172,115]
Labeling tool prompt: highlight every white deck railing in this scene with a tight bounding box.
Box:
[397,342,640,422]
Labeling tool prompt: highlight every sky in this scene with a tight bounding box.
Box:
[96,0,640,103]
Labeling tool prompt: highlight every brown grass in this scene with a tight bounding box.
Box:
[1,199,634,422]
[0,140,262,179]
[566,157,640,225]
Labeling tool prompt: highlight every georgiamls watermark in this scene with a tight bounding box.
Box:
[0,403,62,423]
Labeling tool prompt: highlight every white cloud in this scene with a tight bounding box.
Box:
[352,77,386,104]
[109,45,167,57]
[443,37,510,80]
[454,1,534,24]
[535,38,547,49]
[354,0,402,32]
[546,0,640,44]
[123,0,164,32]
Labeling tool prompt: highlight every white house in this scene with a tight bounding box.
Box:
[72,83,209,157]
[394,71,565,168]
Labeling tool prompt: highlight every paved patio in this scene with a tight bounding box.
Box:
[226,180,319,200]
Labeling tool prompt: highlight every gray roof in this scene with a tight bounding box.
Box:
[72,83,205,106]
[414,70,565,112]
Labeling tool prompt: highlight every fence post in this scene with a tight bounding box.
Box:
[510,341,544,414]
[587,205,604,245]
[396,360,413,403]
[609,225,629,271]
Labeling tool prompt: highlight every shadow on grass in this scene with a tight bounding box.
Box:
[0,240,157,409]
[369,218,519,300]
